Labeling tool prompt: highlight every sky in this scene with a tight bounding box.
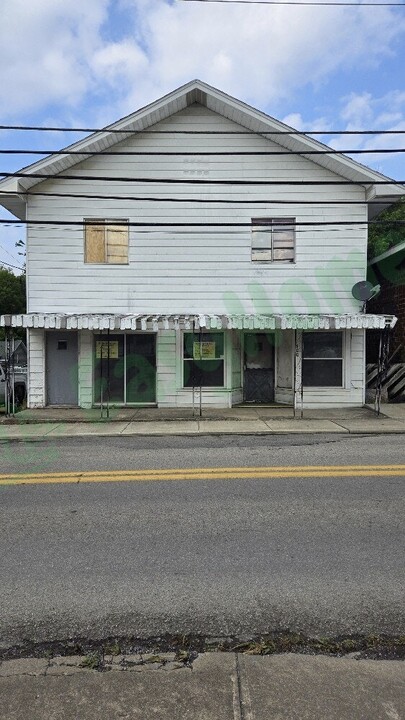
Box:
[0,0,404,273]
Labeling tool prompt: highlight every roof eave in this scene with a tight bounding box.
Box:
[0,79,404,196]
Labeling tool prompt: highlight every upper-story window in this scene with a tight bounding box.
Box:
[84,219,129,264]
[251,218,295,262]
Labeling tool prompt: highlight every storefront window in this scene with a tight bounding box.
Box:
[94,334,156,403]
[94,334,125,402]
[183,332,224,387]
[302,331,343,387]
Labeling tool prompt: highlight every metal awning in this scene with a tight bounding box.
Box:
[0,313,397,331]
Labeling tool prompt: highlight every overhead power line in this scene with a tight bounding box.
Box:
[0,189,394,205]
[0,259,24,271]
[1,171,404,186]
[178,0,405,5]
[1,125,405,135]
[1,148,405,156]
[0,221,395,236]
[0,218,403,228]
[0,243,20,264]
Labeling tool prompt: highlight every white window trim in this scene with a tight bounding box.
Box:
[181,330,227,389]
[84,218,129,265]
[302,330,346,389]
[251,217,295,264]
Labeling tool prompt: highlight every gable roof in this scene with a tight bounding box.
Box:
[1,79,404,219]
[0,339,26,361]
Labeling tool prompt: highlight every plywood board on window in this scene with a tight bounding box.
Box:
[106,225,128,264]
[85,225,105,263]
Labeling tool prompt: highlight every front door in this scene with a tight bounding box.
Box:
[243,333,275,403]
[46,331,78,405]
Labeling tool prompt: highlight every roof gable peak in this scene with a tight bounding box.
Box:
[0,79,403,211]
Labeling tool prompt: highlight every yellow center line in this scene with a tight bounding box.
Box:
[0,465,405,486]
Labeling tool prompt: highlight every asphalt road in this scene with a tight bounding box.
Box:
[0,433,404,648]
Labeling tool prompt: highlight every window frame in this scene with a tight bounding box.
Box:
[93,332,157,405]
[84,218,129,265]
[302,331,345,388]
[182,331,226,389]
[251,217,295,263]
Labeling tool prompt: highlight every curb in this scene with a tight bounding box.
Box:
[1,428,405,441]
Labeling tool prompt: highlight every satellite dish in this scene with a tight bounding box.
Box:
[351,281,381,302]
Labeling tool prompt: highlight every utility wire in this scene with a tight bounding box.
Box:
[0,224,398,238]
[1,148,405,156]
[1,171,404,185]
[1,125,405,135]
[0,259,24,271]
[178,0,405,5]
[0,243,20,264]
[0,218,403,227]
[0,189,394,205]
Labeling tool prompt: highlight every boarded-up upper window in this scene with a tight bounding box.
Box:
[251,218,295,262]
[84,220,129,264]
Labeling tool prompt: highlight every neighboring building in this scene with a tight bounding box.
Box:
[367,241,405,363]
[0,80,403,409]
[0,340,27,368]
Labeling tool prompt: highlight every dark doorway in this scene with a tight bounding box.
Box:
[243,332,275,403]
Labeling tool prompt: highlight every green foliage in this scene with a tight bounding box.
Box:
[0,268,26,340]
[0,267,26,314]
[368,197,405,259]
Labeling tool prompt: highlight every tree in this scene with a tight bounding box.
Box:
[0,268,26,340]
[368,197,405,259]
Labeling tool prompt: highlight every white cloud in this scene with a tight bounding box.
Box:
[281,113,330,133]
[320,90,405,177]
[340,93,374,129]
[91,41,149,86]
[112,0,405,113]
[1,0,405,122]
[0,0,109,116]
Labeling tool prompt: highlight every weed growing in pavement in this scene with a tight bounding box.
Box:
[80,652,103,670]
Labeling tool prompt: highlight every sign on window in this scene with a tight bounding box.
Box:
[193,342,216,360]
[96,341,119,359]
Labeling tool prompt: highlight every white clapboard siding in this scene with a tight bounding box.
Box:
[276,331,294,396]
[25,104,367,317]
[78,330,93,408]
[27,329,45,407]
[156,331,177,406]
[231,331,242,391]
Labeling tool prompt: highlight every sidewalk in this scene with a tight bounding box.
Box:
[1,653,404,720]
[1,403,405,439]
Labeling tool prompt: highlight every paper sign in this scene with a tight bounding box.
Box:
[193,342,216,360]
[96,341,119,359]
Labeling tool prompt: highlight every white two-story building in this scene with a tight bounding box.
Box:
[0,80,402,410]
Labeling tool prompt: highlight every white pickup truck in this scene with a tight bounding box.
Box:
[0,362,27,407]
